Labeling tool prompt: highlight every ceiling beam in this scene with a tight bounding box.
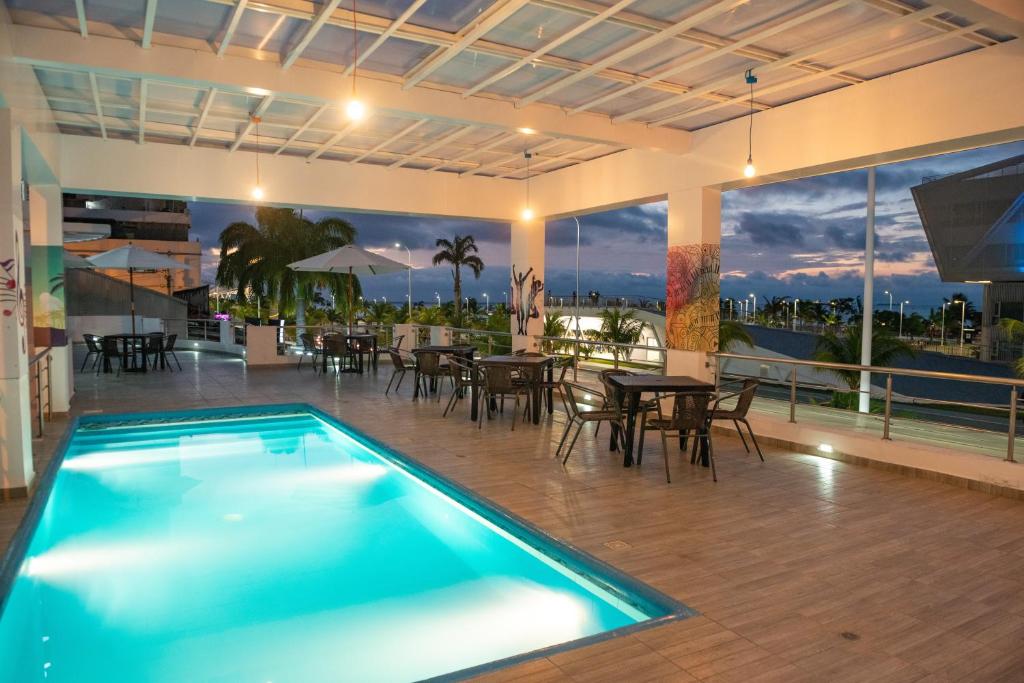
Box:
[517,0,749,107]
[282,0,343,70]
[391,125,476,169]
[308,121,358,161]
[228,94,275,151]
[654,20,984,127]
[571,0,853,115]
[10,26,691,153]
[256,13,287,52]
[462,139,561,177]
[342,0,429,79]
[138,79,147,143]
[88,72,105,138]
[190,87,218,147]
[494,142,606,178]
[619,4,945,124]
[424,130,518,172]
[217,0,249,57]
[463,0,638,99]
[402,0,531,91]
[142,0,158,49]
[74,0,88,38]
[275,103,329,155]
[349,118,427,163]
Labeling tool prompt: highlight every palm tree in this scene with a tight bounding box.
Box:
[432,235,484,325]
[540,310,567,354]
[597,308,644,363]
[216,207,357,326]
[719,320,753,351]
[363,300,396,326]
[813,323,915,391]
[999,318,1024,377]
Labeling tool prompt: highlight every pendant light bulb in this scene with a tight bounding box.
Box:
[742,69,758,181]
[251,186,264,200]
[346,98,366,121]
[743,157,756,178]
[521,207,534,221]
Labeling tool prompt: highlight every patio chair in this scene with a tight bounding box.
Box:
[537,355,573,414]
[478,365,531,431]
[297,333,321,372]
[557,382,627,464]
[709,379,765,461]
[97,336,121,376]
[80,334,103,372]
[442,357,479,417]
[385,347,416,395]
[595,369,634,440]
[162,333,183,371]
[414,351,449,400]
[144,333,165,370]
[392,334,405,350]
[637,391,716,483]
[322,336,349,373]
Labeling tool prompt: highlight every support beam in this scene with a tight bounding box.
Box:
[217,0,249,57]
[402,0,531,90]
[518,0,748,107]
[342,0,429,79]
[424,130,517,172]
[349,119,426,163]
[228,94,275,152]
[308,122,358,161]
[390,125,475,169]
[275,103,329,155]
[142,0,158,49]
[256,13,287,52]
[88,72,106,139]
[190,87,218,147]
[282,0,343,70]
[571,0,853,115]
[462,139,561,177]
[74,0,88,38]
[495,143,606,178]
[138,78,147,143]
[618,4,945,124]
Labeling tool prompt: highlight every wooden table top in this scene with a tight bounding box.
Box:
[605,374,714,393]
[477,354,554,366]
[413,345,476,353]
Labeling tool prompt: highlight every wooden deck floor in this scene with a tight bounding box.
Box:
[3,350,1024,682]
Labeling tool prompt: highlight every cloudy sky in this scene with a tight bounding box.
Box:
[189,138,1024,315]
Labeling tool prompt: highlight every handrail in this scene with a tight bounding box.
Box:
[28,347,52,438]
[534,335,666,353]
[447,326,513,338]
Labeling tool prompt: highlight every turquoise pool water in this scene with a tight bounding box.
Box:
[0,407,683,682]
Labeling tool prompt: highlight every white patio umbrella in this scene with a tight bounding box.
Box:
[288,245,409,331]
[86,244,190,336]
[63,251,95,269]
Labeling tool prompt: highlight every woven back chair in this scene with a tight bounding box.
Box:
[81,334,103,372]
[385,348,415,395]
[97,336,121,376]
[638,391,715,483]
[442,357,478,417]
[557,382,627,464]
[478,364,530,431]
[298,333,320,371]
[709,379,764,461]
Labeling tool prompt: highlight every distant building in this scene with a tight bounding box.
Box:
[62,194,202,295]
[913,154,1024,361]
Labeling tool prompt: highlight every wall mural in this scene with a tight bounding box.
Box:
[31,245,67,347]
[510,264,543,335]
[666,243,720,352]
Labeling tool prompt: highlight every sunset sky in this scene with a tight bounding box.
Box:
[189,139,1024,315]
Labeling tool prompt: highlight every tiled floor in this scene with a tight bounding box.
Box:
[3,349,1024,682]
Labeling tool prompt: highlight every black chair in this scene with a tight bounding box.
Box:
[162,333,183,371]
[298,333,320,372]
[709,379,765,461]
[97,336,121,376]
[144,333,166,370]
[321,336,348,373]
[413,351,449,400]
[557,382,627,464]
[442,357,479,417]
[537,356,573,414]
[80,334,103,372]
[478,365,531,431]
[638,391,716,483]
[385,347,416,395]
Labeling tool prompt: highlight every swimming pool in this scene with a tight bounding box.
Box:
[0,405,690,682]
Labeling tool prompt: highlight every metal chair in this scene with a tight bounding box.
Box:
[537,355,573,414]
[97,336,121,376]
[413,351,449,400]
[557,382,627,464]
[384,347,416,395]
[442,357,478,417]
[478,365,531,431]
[162,333,183,371]
[709,379,765,461]
[298,333,321,372]
[638,391,716,483]
[80,334,103,372]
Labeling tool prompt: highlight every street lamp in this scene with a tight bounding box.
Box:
[954,298,967,350]
[435,292,441,307]
[793,298,799,331]
[884,289,894,312]
[483,292,489,313]
[941,301,949,347]
[395,243,412,320]
[748,293,756,322]
[503,291,508,307]
[898,300,909,338]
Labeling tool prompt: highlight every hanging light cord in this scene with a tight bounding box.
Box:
[254,117,261,188]
[746,69,754,161]
[525,150,531,205]
[351,0,358,98]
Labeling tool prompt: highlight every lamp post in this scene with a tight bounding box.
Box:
[955,299,967,351]
[395,243,412,321]
[884,289,894,312]
[483,292,489,313]
[727,298,733,321]
[793,298,799,331]
[503,291,508,308]
[435,292,441,307]
[941,301,949,347]
[899,300,909,338]
[748,293,756,323]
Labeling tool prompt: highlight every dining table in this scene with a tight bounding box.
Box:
[473,354,555,424]
[603,374,716,467]
[321,332,378,374]
[104,333,163,374]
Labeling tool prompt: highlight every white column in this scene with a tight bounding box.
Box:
[29,184,72,413]
[0,109,34,494]
[510,218,545,351]
[859,167,876,414]
[665,188,721,382]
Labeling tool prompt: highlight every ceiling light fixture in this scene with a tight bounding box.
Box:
[346,0,366,121]
[743,68,757,179]
[521,150,534,221]
[250,115,264,200]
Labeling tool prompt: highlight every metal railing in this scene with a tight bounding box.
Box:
[28,348,52,438]
[713,352,1024,462]
[187,318,220,342]
[447,327,513,357]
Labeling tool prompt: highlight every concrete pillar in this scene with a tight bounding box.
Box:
[0,109,34,495]
[29,184,72,413]
[510,218,545,351]
[665,188,721,382]
[859,167,876,414]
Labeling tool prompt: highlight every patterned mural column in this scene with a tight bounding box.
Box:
[0,109,34,495]
[509,218,545,351]
[29,185,72,412]
[665,188,721,382]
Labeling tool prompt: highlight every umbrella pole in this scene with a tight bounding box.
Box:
[348,266,354,334]
[129,267,137,337]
